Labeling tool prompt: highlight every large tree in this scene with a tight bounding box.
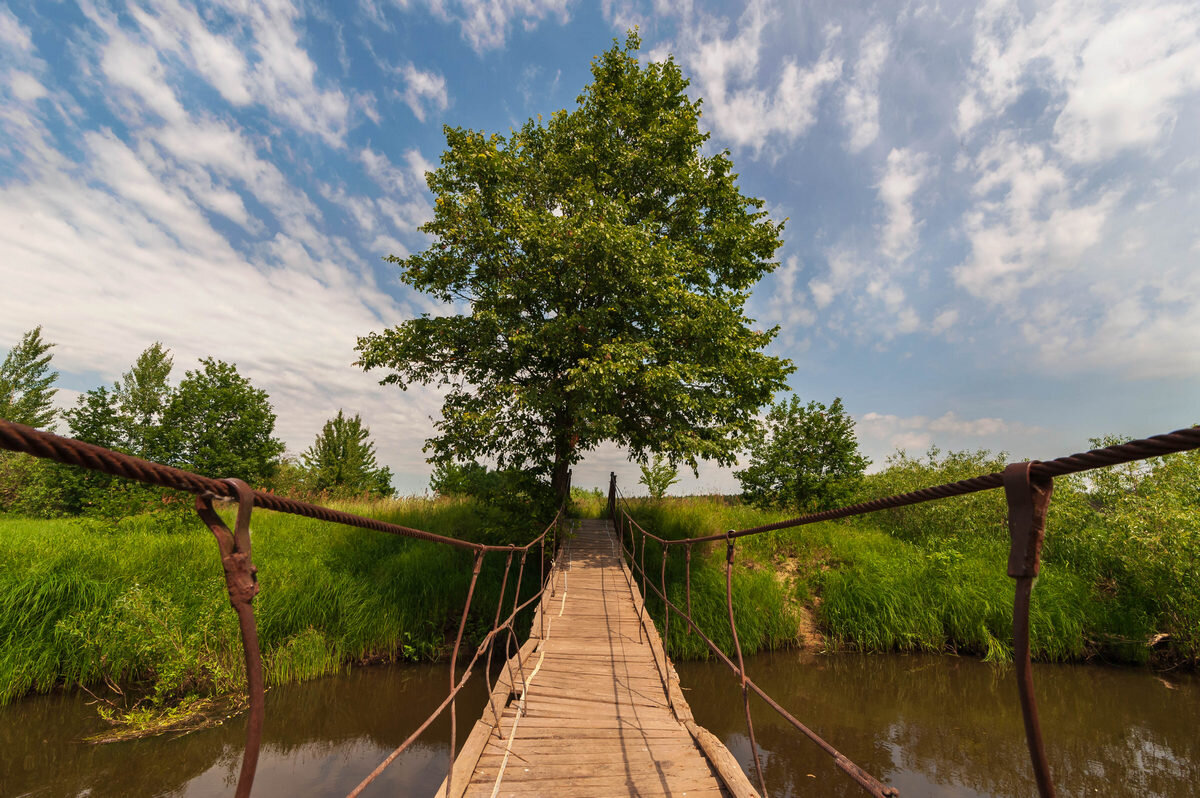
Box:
[0,326,58,429]
[357,34,793,506]
[736,396,869,513]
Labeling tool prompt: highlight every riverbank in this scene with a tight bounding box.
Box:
[0,496,552,734]
[617,445,1200,667]
[3,446,1195,735]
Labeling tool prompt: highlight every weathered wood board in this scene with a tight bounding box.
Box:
[436,519,757,798]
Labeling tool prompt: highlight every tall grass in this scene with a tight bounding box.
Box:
[0,496,553,714]
[620,475,1188,666]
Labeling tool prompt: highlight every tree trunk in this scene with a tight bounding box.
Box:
[550,425,574,511]
[550,450,572,511]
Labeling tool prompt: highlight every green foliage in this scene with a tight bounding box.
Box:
[569,485,606,518]
[301,409,394,498]
[1,344,176,518]
[0,454,72,517]
[0,325,58,429]
[856,441,1200,663]
[112,342,173,458]
[430,461,556,540]
[153,358,285,484]
[357,32,793,506]
[737,396,869,512]
[639,455,680,499]
[857,446,1009,545]
[0,496,549,717]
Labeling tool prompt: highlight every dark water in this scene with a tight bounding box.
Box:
[2,654,1197,797]
[0,663,490,798]
[676,652,1200,798]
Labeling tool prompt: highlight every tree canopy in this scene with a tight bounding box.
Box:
[736,396,869,513]
[357,33,793,505]
[154,358,284,484]
[0,326,59,429]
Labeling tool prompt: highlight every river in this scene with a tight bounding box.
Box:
[2,653,1196,797]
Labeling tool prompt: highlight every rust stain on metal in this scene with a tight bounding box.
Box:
[1004,461,1057,798]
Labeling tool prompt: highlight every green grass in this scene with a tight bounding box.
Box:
[0,497,554,717]
[619,489,1183,666]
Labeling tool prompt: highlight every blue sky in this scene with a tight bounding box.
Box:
[1,0,1197,495]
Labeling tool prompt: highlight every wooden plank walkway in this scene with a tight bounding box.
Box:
[438,519,755,798]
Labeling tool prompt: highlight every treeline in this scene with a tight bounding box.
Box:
[0,327,394,517]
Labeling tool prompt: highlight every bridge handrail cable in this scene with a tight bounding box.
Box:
[0,417,565,798]
[608,424,1200,798]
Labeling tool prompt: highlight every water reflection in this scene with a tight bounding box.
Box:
[3,654,1197,797]
[675,652,1200,798]
[0,663,487,798]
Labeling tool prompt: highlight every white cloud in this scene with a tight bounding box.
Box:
[8,71,47,102]
[0,131,445,489]
[957,0,1200,163]
[400,63,449,123]
[1052,4,1200,163]
[600,0,646,31]
[855,410,1044,466]
[802,149,930,340]
[662,1,843,154]
[842,24,889,153]
[0,7,33,54]
[103,0,352,146]
[427,0,572,52]
[930,309,958,335]
[954,135,1120,302]
[878,147,929,262]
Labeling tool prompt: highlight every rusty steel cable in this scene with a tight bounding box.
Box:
[350,513,562,797]
[0,419,554,554]
[610,427,1200,797]
[486,551,516,734]
[6,415,1198,796]
[447,551,485,789]
[0,418,569,798]
[658,425,1200,545]
[612,500,897,796]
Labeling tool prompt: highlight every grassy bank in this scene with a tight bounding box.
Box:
[0,497,553,730]
[620,446,1200,667]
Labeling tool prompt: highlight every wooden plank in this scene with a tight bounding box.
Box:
[434,634,540,798]
[448,520,750,797]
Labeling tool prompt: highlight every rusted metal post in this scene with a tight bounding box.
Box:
[727,531,769,797]
[685,543,693,635]
[447,550,485,792]
[1003,462,1056,798]
[486,550,515,735]
[607,471,617,523]
[193,479,263,798]
[660,541,670,653]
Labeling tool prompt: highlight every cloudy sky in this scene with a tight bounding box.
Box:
[1,0,1197,495]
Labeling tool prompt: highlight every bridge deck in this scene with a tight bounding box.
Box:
[440,519,750,798]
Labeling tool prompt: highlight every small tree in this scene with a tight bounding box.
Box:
[65,386,123,449]
[113,342,174,458]
[301,410,394,497]
[154,358,284,484]
[0,326,58,429]
[639,455,680,499]
[736,396,869,513]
